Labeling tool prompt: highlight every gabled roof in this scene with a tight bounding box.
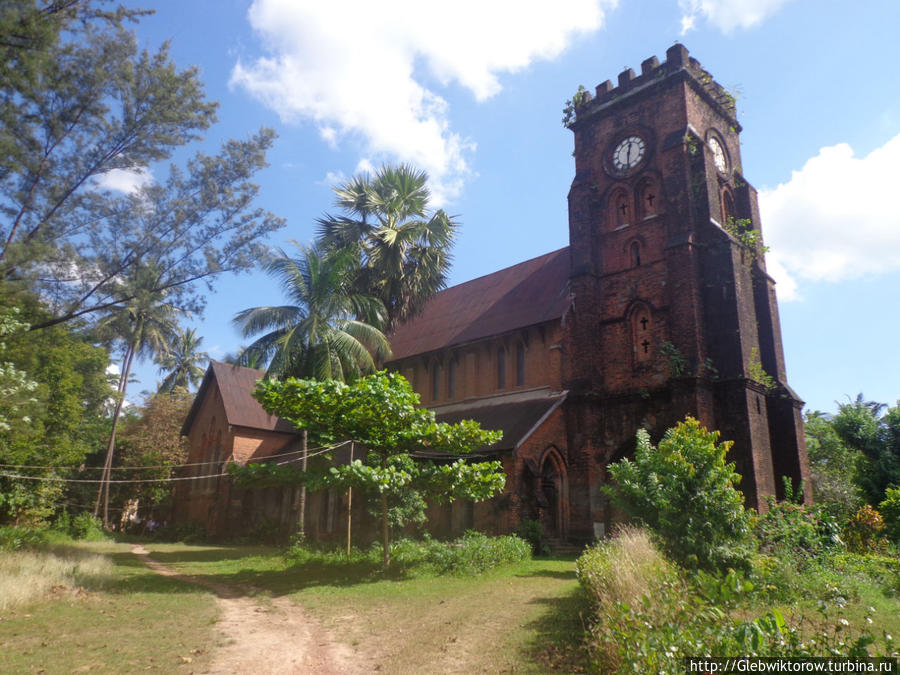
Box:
[387,247,571,361]
[181,361,298,436]
[432,389,567,453]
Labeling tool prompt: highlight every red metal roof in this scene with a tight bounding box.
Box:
[387,247,571,361]
[181,361,298,436]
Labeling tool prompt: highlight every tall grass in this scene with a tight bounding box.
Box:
[575,525,675,611]
[0,548,113,611]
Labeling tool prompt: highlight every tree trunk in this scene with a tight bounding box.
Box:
[94,336,137,527]
[297,428,307,541]
[346,442,353,557]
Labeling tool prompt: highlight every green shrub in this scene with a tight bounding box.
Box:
[391,532,530,576]
[604,417,753,572]
[68,513,106,541]
[878,488,900,543]
[843,505,888,554]
[515,519,543,555]
[755,498,837,557]
[0,525,48,551]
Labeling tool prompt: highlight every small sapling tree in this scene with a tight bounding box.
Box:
[233,371,504,568]
[604,416,753,571]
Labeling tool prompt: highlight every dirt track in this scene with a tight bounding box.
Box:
[131,545,358,674]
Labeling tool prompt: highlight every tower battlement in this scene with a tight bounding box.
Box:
[571,44,739,128]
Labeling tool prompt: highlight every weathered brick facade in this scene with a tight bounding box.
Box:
[176,46,810,544]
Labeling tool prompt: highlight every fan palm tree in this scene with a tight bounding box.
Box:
[92,265,183,526]
[156,327,207,393]
[232,242,391,381]
[316,163,457,332]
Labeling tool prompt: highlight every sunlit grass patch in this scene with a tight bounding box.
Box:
[0,546,113,611]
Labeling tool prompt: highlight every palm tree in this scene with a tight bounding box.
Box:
[92,266,183,526]
[156,327,207,393]
[233,242,390,540]
[233,242,390,381]
[316,163,457,332]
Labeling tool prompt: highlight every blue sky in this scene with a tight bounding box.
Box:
[116,0,900,415]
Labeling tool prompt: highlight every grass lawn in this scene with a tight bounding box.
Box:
[143,542,591,673]
[1,540,589,673]
[0,541,218,674]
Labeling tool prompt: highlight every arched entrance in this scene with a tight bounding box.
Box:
[537,446,569,539]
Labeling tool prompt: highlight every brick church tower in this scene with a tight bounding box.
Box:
[563,44,811,538]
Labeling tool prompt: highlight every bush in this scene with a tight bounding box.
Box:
[604,417,753,572]
[843,505,888,554]
[0,525,48,551]
[68,513,106,541]
[878,488,900,543]
[391,531,530,576]
[515,519,543,555]
[755,498,838,557]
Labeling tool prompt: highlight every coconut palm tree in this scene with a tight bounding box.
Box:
[232,242,390,381]
[156,327,207,393]
[92,265,183,526]
[316,163,457,332]
[233,243,391,540]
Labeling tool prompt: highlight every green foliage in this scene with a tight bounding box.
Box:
[240,371,504,567]
[724,217,770,262]
[879,488,900,542]
[831,396,900,506]
[604,417,753,571]
[316,164,458,331]
[0,525,49,551]
[746,347,776,391]
[660,340,688,377]
[561,84,588,127]
[0,308,39,434]
[805,410,865,522]
[755,497,839,558]
[515,519,543,555]
[843,505,888,554]
[284,532,530,577]
[577,530,896,672]
[0,0,284,328]
[233,243,390,381]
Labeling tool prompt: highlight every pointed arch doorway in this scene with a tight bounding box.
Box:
[537,446,569,539]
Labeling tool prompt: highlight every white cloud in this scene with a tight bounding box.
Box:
[679,0,794,33]
[759,134,900,298]
[231,0,614,204]
[94,167,153,194]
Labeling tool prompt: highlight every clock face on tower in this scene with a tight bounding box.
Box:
[709,135,728,173]
[611,135,646,174]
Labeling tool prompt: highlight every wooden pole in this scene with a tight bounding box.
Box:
[298,429,307,541]
[346,442,353,557]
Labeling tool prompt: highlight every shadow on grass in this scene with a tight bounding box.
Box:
[137,546,278,564]
[517,568,577,581]
[522,583,593,672]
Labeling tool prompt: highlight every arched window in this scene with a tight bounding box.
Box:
[497,348,506,389]
[638,179,659,219]
[610,188,630,228]
[516,343,526,386]
[630,304,653,365]
[630,241,642,268]
[432,362,442,401]
[722,190,736,228]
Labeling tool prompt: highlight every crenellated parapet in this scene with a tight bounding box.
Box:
[569,43,740,130]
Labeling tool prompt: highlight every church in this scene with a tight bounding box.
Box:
[175,44,811,544]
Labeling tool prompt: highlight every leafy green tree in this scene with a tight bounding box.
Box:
[115,389,194,517]
[804,410,864,521]
[0,294,111,525]
[91,266,182,526]
[0,1,284,329]
[156,327,207,393]
[316,164,457,331]
[233,243,390,381]
[238,371,505,568]
[831,395,900,505]
[604,417,753,571]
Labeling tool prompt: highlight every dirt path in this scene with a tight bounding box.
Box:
[131,545,358,674]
